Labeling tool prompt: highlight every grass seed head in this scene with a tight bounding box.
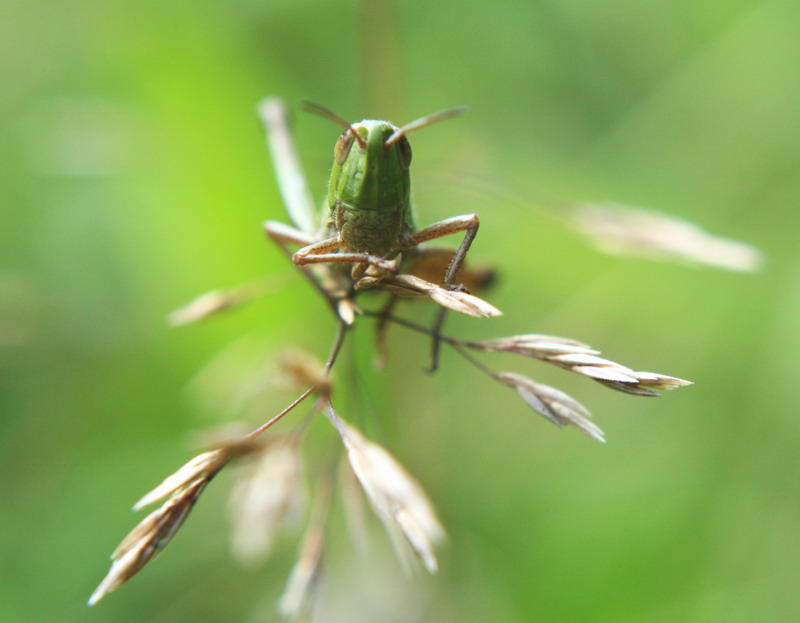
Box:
[478,335,692,397]
[474,334,600,358]
[385,274,502,318]
[169,290,241,326]
[279,501,326,619]
[330,414,445,573]
[277,348,332,399]
[498,371,605,443]
[89,480,205,606]
[227,439,306,566]
[545,352,693,396]
[572,202,763,272]
[133,450,227,511]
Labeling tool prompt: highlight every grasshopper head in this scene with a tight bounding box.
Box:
[332,104,467,176]
[330,119,411,213]
[301,102,465,215]
[335,120,411,169]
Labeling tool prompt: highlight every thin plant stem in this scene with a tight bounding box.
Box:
[448,342,500,380]
[247,320,350,439]
[360,309,500,381]
[360,309,467,347]
[247,386,317,439]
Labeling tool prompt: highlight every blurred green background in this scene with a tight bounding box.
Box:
[2,0,799,621]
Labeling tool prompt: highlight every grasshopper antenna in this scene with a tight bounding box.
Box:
[300,101,367,149]
[385,106,467,147]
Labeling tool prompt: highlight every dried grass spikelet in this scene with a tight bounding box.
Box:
[168,277,283,326]
[339,455,369,553]
[315,264,362,325]
[476,335,692,396]
[278,481,330,620]
[545,353,692,396]
[132,449,227,511]
[89,442,255,606]
[572,202,763,272]
[276,348,331,399]
[279,519,325,620]
[475,334,600,358]
[497,371,605,443]
[168,289,246,326]
[336,298,359,325]
[88,480,206,606]
[384,274,502,318]
[327,410,445,573]
[227,438,306,566]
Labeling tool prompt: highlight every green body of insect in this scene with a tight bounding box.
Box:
[263,99,482,305]
[327,120,414,257]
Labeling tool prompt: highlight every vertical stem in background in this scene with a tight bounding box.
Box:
[358,0,404,117]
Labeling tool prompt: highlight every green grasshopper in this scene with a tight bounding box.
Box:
[261,99,497,366]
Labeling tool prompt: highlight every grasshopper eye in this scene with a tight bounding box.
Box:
[396,136,412,170]
[335,130,357,165]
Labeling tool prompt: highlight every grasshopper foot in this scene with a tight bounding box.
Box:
[444,282,470,294]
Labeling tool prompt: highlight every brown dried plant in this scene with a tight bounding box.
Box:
[89,98,692,615]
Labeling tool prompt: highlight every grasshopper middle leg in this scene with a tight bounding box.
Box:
[293,238,399,273]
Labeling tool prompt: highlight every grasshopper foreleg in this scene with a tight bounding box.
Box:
[264,220,360,323]
[293,239,399,273]
[266,220,398,273]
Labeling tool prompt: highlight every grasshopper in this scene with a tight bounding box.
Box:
[88,98,694,613]
[261,99,497,366]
